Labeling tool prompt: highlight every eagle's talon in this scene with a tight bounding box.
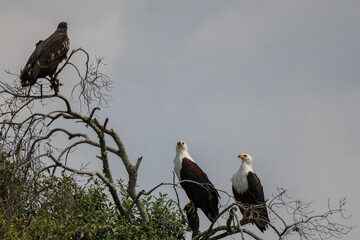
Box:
[50,77,60,94]
[248,212,254,221]
[240,214,248,225]
[184,201,196,214]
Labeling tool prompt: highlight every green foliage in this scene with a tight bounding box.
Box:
[0,153,14,201]
[117,179,186,239]
[0,175,186,240]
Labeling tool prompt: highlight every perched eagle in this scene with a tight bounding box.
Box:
[231,153,269,232]
[20,22,70,89]
[173,141,220,222]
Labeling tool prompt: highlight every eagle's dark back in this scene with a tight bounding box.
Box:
[20,22,70,87]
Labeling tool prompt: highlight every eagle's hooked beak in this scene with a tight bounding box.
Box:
[177,141,185,147]
[238,154,246,159]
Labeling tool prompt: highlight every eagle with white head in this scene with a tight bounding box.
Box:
[173,141,219,222]
[231,153,269,232]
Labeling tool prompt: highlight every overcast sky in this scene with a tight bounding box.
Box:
[1,1,359,239]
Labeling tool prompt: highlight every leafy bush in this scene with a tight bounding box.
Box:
[0,174,186,240]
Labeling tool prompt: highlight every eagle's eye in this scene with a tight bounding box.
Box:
[243,154,247,158]
[181,141,184,146]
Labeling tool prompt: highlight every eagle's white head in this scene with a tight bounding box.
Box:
[238,153,253,165]
[238,153,254,173]
[176,140,188,153]
[173,141,193,180]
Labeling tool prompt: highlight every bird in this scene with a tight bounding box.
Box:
[20,22,70,92]
[231,153,269,232]
[173,141,220,222]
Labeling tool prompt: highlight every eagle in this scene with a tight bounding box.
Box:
[20,22,70,91]
[173,141,220,222]
[231,153,269,232]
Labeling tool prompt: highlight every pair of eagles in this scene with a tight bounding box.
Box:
[20,22,70,92]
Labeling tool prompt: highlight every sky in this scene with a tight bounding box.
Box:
[1,1,359,239]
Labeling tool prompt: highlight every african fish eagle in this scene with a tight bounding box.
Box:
[231,153,269,232]
[173,141,220,222]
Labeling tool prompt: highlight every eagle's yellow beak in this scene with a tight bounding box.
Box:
[239,154,246,159]
[177,141,184,146]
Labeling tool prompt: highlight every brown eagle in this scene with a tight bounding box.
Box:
[20,22,70,90]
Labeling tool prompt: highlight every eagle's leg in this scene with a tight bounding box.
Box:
[240,212,253,225]
[50,76,60,95]
[240,214,247,225]
[184,200,196,214]
[248,211,254,221]
[184,201,199,238]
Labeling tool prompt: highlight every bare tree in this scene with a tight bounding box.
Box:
[0,48,354,239]
[0,48,148,224]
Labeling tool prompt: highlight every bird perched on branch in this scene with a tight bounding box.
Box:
[20,22,70,93]
[232,153,269,232]
[173,141,220,222]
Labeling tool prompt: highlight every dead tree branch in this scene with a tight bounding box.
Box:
[0,48,148,224]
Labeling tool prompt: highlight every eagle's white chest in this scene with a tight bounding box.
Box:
[231,164,253,194]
